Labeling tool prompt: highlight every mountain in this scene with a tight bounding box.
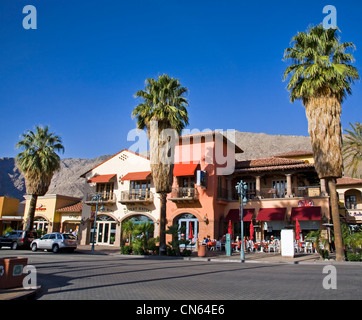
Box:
[0,155,111,200]
[0,131,313,200]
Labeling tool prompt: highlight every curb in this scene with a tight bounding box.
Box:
[76,250,362,266]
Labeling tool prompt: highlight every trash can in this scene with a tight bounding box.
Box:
[198,243,207,257]
[0,257,28,289]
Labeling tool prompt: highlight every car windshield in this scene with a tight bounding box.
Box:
[63,234,76,240]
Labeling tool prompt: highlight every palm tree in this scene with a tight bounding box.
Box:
[132,74,189,255]
[283,25,359,261]
[16,125,64,232]
[342,122,362,178]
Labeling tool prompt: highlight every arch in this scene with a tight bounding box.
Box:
[168,208,202,225]
[119,212,156,224]
[34,214,49,222]
[96,213,118,222]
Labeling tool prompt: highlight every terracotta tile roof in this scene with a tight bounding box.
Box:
[236,157,305,168]
[336,177,362,186]
[235,157,314,173]
[273,150,313,158]
[57,201,83,213]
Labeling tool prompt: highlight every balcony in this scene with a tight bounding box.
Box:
[84,192,116,205]
[169,187,199,203]
[218,186,323,201]
[119,190,154,204]
[346,209,362,223]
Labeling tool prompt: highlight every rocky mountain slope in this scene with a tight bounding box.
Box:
[0,131,312,200]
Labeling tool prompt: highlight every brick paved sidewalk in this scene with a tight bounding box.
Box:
[76,245,343,265]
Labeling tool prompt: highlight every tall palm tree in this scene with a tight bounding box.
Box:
[283,25,359,261]
[16,125,64,232]
[132,74,189,255]
[342,122,362,178]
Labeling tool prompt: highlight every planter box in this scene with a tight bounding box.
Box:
[0,257,28,289]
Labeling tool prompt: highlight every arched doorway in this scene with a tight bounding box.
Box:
[33,217,49,235]
[91,215,117,245]
[174,213,199,247]
[122,214,155,243]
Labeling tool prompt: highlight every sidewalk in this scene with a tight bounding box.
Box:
[76,245,345,265]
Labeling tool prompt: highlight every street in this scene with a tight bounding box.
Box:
[1,249,361,301]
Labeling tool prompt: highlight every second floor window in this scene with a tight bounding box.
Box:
[96,183,114,200]
[345,195,357,209]
[272,180,287,198]
[179,176,195,188]
[130,180,151,194]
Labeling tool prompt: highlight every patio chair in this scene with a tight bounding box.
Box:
[294,241,300,253]
[215,241,222,251]
[305,242,313,254]
[268,243,276,253]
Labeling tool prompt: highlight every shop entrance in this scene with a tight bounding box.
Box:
[94,215,117,245]
[176,213,198,247]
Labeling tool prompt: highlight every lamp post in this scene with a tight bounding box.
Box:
[91,194,103,252]
[235,180,248,263]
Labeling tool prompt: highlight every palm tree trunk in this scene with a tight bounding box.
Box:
[328,178,345,261]
[159,192,167,255]
[305,96,343,179]
[24,194,37,232]
[305,96,345,261]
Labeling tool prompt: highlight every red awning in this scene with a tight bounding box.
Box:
[226,209,255,222]
[291,206,321,221]
[256,208,286,221]
[121,171,151,181]
[87,174,116,183]
[173,163,199,176]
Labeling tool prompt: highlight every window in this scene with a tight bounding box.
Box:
[272,180,287,198]
[96,182,114,200]
[246,181,256,200]
[179,176,195,188]
[56,234,62,240]
[130,180,151,199]
[49,234,56,240]
[345,195,357,209]
[42,234,50,240]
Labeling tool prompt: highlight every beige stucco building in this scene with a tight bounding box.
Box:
[23,194,81,234]
[79,149,161,247]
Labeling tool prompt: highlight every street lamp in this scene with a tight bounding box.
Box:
[91,194,103,252]
[235,180,248,263]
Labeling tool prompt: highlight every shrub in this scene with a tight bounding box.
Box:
[132,238,145,255]
[346,252,361,262]
[120,245,132,255]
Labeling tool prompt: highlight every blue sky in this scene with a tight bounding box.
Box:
[0,0,361,159]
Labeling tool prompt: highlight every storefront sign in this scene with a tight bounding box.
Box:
[124,206,152,214]
[298,200,314,207]
[36,204,46,211]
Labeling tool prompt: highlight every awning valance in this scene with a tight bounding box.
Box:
[226,209,255,222]
[256,208,286,221]
[87,174,116,183]
[291,206,321,221]
[121,171,151,181]
[173,163,199,176]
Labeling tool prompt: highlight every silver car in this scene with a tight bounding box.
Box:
[31,232,77,253]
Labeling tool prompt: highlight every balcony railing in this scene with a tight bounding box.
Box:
[85,192,116,204]
[119,190,154,204]
[218,186,323,201]
[169,187,199,203]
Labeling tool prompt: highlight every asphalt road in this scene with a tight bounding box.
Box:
[1,249,362,301]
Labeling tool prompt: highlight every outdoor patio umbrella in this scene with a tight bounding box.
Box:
[295,218,301,240]
[250,221,254,241]
[228,220,233,240]
[188,221,193,240]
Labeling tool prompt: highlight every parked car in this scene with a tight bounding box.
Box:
[31,232,77,253]
[0,230,38,250]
